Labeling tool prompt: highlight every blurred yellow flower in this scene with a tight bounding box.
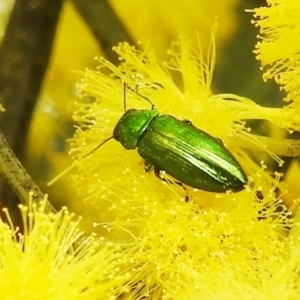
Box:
[111,0,238,58]
[0,0,12,37]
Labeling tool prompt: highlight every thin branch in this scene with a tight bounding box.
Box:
[0,129,55,213]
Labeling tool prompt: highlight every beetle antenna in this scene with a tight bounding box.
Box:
[134,86,156,110]
[47,136,114,186]
[81,136,114,158]
[123,82,127,112]
[124,82,156,110]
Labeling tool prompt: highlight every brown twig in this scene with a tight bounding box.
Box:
[0,128,55,213]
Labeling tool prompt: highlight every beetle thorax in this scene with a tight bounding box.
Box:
[113,109,158,149]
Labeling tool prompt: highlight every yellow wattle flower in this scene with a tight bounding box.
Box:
[0,196,127,299]
[253,0,300,107]
[68,31,300,297]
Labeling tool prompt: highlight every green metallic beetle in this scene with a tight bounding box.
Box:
[113,108,247,193]
[97,87,247,193]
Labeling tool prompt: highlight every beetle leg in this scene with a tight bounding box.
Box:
[144,159,153,172]
[174,182,190,202]
[144,160,189,201]
[182,119,225,145]
[153,166,162,178]
[153,166,190,202]
[182,119,193,126]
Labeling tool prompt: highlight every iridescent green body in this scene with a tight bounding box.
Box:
[113,109,247,193]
